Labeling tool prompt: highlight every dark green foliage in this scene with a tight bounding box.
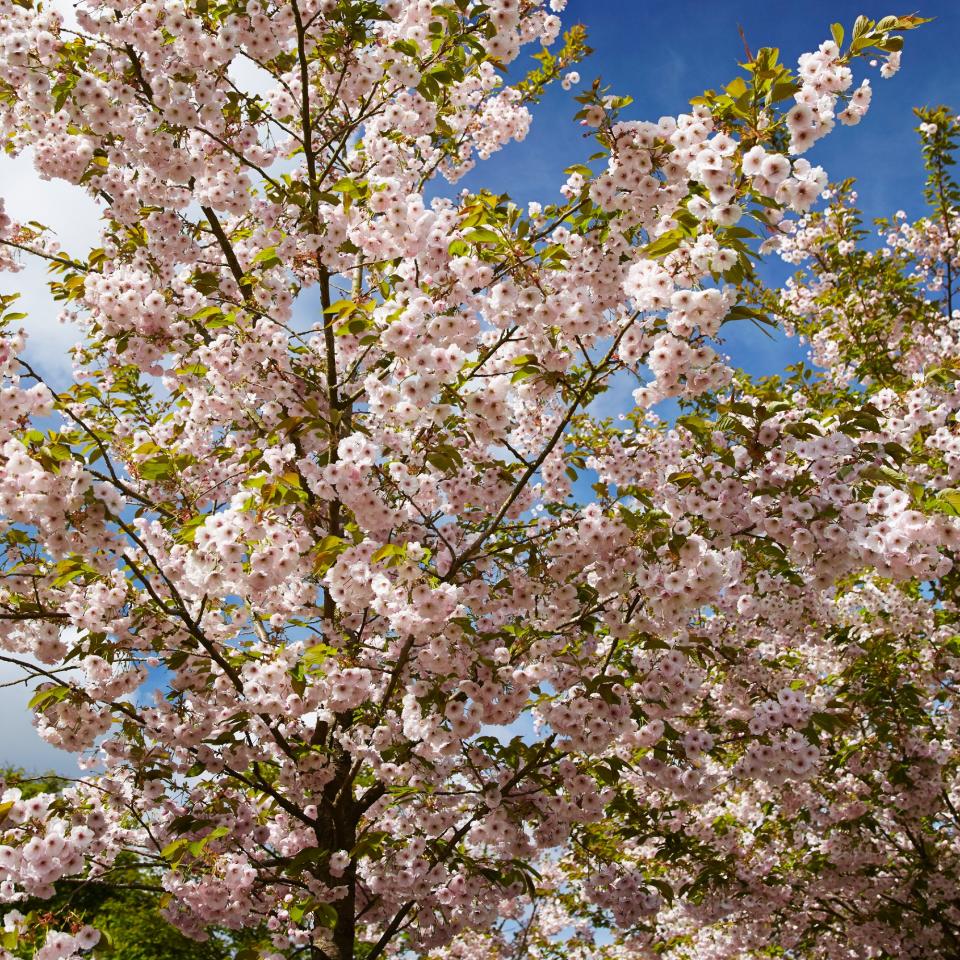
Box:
[1,769,248,960]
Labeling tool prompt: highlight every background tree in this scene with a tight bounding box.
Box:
[1,768,253,960]
[0,3,947,960]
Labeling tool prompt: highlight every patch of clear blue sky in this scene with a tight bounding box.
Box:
[453,0,960,386]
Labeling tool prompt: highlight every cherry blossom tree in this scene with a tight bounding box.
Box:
[420,107,960,960]
[0,2,948,959]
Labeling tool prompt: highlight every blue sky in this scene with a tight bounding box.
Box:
[470,0,960,223]
[459,0,960,384]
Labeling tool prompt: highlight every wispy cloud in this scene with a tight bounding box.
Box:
[1,149,101,382]
[0,660,79,775]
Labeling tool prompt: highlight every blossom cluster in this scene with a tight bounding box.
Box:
[0,3,944,959]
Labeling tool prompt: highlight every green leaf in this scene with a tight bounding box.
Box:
[350,830,389,859]
[168,815,216,834]
[331,177,363,195]
[641,230,683,259]
[426,448,462,472]
[336,315,372,336]
[463,227,500,244]
[186,826,229,858]
[323,299,356,316]
[251,246,281,268]
[28,684,71,710]
[648,878,675,903]
[724,305,773,325]
[725,76,747,98]
[371,543,405,563]
[160,838,188,862]
[191,270,221,296]
[312,534,346,574]
[304,643,338,668]
[851,14,870,40]
[313,902,339,929]
[830,22,844,49]
[932,490,960,517]
[283,846,328,874]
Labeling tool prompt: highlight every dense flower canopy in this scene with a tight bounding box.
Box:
[0,2,957,959]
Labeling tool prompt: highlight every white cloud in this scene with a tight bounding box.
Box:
[0,660,80,776]
[0,0,91,771]
[1,149,101,382]
[0,11,294,768]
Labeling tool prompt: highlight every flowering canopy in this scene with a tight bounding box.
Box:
[0,2,953,958]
